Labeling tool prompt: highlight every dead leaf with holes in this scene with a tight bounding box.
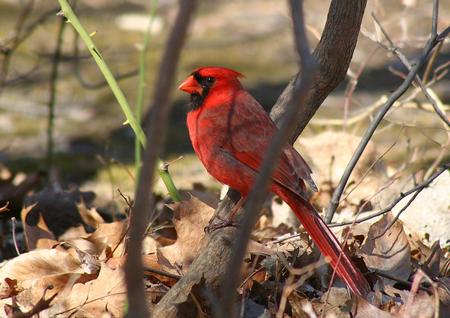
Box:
[157,196,214,270]
[361,212,411,287]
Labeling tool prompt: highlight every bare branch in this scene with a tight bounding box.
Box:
[73,30,139,89]
[432,0,439,37]
[325,23,450,223]
[328,163,448,228]
[46,16,66,178]
[124,1,197,317]
[371,13,450,128]
[0,0,35,94]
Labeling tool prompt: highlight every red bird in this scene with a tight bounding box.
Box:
[179,66,370,297]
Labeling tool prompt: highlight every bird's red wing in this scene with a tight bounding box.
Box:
[229,90,315,194]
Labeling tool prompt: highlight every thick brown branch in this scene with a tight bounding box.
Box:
[270,0,367,140]
[124,1,197,317]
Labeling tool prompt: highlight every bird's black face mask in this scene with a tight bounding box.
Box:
[189,72,215,110]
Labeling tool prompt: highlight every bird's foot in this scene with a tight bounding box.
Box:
[204,218,238,233]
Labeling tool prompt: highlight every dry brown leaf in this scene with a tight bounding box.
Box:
[158,196,214,269]
[354,297,395,318]
[60,263,126,317]
[395,291,436,318]
[316,290,395,317]
[361,212,411,286]
[143,236,158,255]
[21,204,57,251]
[24,188,96,238]
[316,287,352,317]
[85,221,126,258]
[77,202,105,229]
[0,249,84,311]
[0,278,20,299]
[59,224,89,241]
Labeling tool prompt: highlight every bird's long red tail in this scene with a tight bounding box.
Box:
[276,188,370,297]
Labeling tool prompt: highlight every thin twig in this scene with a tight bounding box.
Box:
[343,48,379,130]
[325,17,450,222]
[372,13,449,128]
[431,0,439,38]
[276,259,325,318]
[329,164,448,227]
[124,1,197,317]
[46,15,66,178]
[340,140,397,204]
[219,1,316,317]
[0,0,35,95]
[11,217,20,256]
[422,42,442,84]
[424,136,450,180]
[404,270,425,318]
[373,270,430,292]
[143,266,181,280]
[72,30,138,90]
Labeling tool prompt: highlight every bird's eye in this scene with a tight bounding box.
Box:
[205,77,215,84]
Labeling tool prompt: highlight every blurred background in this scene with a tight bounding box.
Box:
[0,0,449,209]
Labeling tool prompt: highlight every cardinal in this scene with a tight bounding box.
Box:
[178,66,370,297]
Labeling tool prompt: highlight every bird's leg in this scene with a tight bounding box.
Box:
[205,196,245,233]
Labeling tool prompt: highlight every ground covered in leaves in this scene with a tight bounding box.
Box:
[0,133,449,317]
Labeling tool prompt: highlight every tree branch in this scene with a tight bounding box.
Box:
[124,1,197,317]
[328,163,448,228]
[153,1,367,317]
[270,0,367,141]
[325,21,450,223]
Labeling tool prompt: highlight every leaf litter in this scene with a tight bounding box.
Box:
[0,162,448,317]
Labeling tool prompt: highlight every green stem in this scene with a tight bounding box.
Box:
[158,163,182,202]
[58,0,145,145]
[58,0,181,201]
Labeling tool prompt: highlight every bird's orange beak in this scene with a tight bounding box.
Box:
[178,75,202,95]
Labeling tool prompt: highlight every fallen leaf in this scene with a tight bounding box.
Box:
[60,263,126,317]
[158,196,214,269]
[361,212,411,286]
[21,204,57,251]
[86,221,126,258]
[395,291,436,318]
[354,296,395,318]
[77,202,105,229]
[0,278,20,299]
[24,188,96,238]
[0,249,84,311]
